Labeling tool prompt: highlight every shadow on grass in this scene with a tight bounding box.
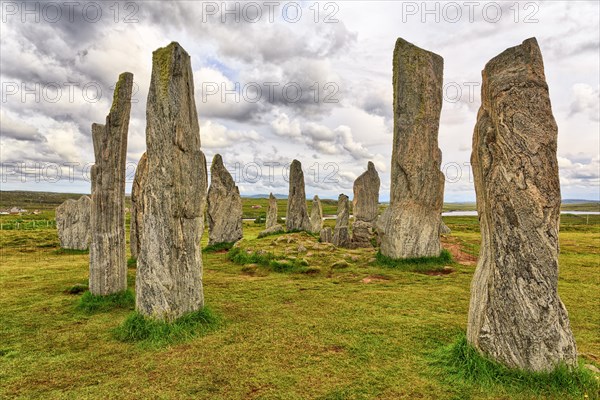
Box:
[77,289,135,314]
[430,334,599,399]
[375,249,453,273]
[203,242,236,253]
[113,306,220,348]
[53,248,89,255]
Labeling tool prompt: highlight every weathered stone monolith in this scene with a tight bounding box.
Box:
[207,154,243,245]
[467,38,577,371]
[377,38,445,259]
[56,196,91,250]
[286,160,310,231]
[320,227,333,243]
[136,42,208,321]
[332,194,350,248]
[309,195,323,233]
[89,72,133,295]
[266,193,278,229]
[130,152,147,260]
[440,220,451,235]
[351,161,380,247]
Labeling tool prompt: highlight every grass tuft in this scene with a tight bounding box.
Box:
[375,249,452,272]
[431,334,599,398]
[77,289,135,314]
[127,257,137,268]
[203,242,236,253]
[53,248,89,255]
[113,306,220,347]
[228,247,312,274]
[65,283,88,295]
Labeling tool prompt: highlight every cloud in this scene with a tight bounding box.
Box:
[569,84,600,122]
[200,120,261,148]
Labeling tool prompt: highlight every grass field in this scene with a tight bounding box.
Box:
[0,210,598,398]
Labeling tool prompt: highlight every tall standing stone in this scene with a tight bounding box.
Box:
[265,193,278,229]
[207,154,243,245]
[130,152,147,260]
[309,195,323,234]
[467,38,577,371]
[332,194,350,248]
[56,196,92,250]
[136,42,208,321]
[351,162,380,247]
[286,159,310,231]
[377,38,445,259]
[89,72,133,295]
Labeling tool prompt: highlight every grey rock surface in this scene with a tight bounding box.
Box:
[286,160,310,231]
[332,194,350,248]
[320,227,333,243]
[309,195,323,234]
[89,72,133,295]
[265,193,278,229]
[56,196,91,250]
[258,224,284,238]
[377,38,445,259]
[207,154,243,245]
[130,152,147,260]
[440,220,451,235]
[136,42,208,321]
[352,161,380,223]
[467,38,577,371]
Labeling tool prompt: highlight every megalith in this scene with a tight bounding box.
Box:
[207,154,243,245]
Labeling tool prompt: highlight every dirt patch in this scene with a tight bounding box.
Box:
[423,266,454,276]
[442,237,477,266]
[361,275,390,284]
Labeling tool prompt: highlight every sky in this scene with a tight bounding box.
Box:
[1,0,599,201]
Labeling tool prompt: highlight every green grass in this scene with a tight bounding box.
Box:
[431,335,599,399]
[0,216,598,399]
[113,306,220,347]
[375,249,453,272]
[127,257,137,268]
[203,241,236,253]
[53,248,89,255]
[227,246,312,273]
[77,290,135,314]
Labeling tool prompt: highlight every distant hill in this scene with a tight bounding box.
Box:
[562,199,600,204]
[243,194,288,199]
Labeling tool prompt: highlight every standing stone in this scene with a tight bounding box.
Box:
[351,162,380,247]
[286,159,310,231]
[467,38,577,371]
[207,154,243,245]
[377,38,445,259]
[440,220,451,235]
[332,194,350,248]
[265,193,278,229]
[130,152,147,260]
[136,42,208,321]
[320,227,333,243]
[309,195,323,234]
[89,72,133,295]
[56,196,91,250]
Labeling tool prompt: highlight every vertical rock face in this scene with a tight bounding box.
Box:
[352,162,380,223]
[89,72,133,295]
[286,160,310,231]
[136,42,208,321]
[320,227,333,243]
[130,152,148,260]
[351,162,380,247]
[207,154,243,245]
[56,196,92,250]
[467,38,577,371]
[377,38,445,259]
[309,195,323,233]
[332,194,350,248]
[266,193,278,229]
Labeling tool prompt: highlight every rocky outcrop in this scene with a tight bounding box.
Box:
[377,38,445,259]
[130,152,147,260]
[265,193,278,229]
[309,195,323,234]
[351,162,380,247]
[320,227,333,243]
[332,194,350,248]
[56,196,91,250]
[467,38,577,371]
[89,72,133,295]
[440,220,451,235]
[207,154,243,245]
[286,160,310,231]
[136,42,208,321]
